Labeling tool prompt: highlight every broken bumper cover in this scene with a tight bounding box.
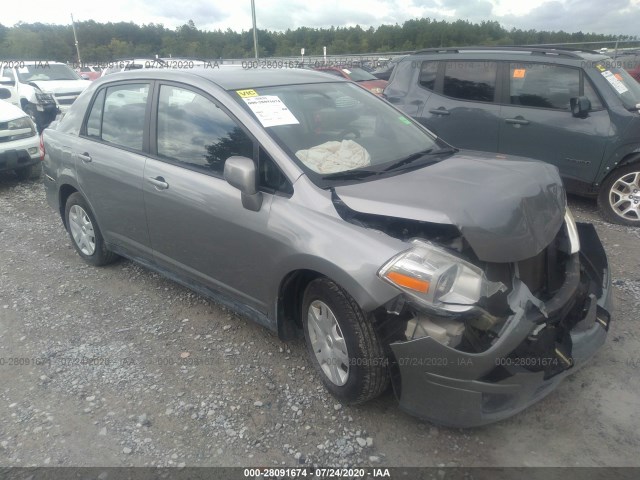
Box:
[389,223,612,427]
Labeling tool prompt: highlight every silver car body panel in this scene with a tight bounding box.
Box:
[335,151,567,263]
[41,68,611,427]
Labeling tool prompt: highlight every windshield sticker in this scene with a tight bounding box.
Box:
[602,70,629,94]
[596,64,606,72]
[243,95,300,127]
[236,89,258,98]
[398,116,412,125]
[18,67,29,73]
[512,68,526,78]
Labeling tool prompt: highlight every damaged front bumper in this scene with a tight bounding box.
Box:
[389,223,612,427]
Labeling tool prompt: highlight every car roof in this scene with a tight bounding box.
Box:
[408,46,608,63]
[102,68,347,90]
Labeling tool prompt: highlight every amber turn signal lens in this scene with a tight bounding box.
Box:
[385,271,430,293]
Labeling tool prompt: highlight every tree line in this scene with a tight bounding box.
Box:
[0,18,634,62]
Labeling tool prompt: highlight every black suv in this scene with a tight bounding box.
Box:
[385,47,640,225]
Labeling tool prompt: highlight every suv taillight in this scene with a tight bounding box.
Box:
[39,134,45,161]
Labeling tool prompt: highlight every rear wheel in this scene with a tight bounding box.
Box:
[598,164,640,226]
[65,193,118,266]
[14,163,41,181]
[302,278,389,404]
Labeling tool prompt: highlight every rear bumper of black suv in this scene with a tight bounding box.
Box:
[390,223,612,427]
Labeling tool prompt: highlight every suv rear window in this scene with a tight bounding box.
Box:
[443,61,497,102]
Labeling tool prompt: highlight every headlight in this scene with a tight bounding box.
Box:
[8,117,34,131]
[5,116,36,139]
[378,240,505,313]
[564,208,580,254]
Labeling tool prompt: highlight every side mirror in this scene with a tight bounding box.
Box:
[0,76,15,86]
[80,74,90,80]
[224,156,263,211]
[570,96,591,118]
[0,87,11,100]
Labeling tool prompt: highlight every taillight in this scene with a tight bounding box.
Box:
[39,134,45,161]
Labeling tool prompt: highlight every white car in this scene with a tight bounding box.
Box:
[0,61,90,131]
[0,89,41,180]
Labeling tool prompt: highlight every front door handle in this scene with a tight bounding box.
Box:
[428,108,450,116]
[77,152,92,163]
[505,117,530,126]
[147,176,169,190]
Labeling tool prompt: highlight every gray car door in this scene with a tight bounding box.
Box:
[75,82,152,258]
[143,84,279,313]
[498,63,611,186]
[419,60,501,151]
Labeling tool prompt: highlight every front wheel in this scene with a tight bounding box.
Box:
[302,278,389,404]
[65,193,118,266]
[598,164,640,225]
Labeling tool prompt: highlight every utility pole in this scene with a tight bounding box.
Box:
[71,14,81,66]
[251,0,259,60]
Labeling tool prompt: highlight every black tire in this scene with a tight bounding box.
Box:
[302,277,389,404]
[23,104,42,132]
[597,164,640,226]
[23,104,54,133]
[14,165,33,181]
[14,163,41,181]
[64,192,118,266]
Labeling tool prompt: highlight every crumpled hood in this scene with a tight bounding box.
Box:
[334,151,567,263]
[30,80,90,94]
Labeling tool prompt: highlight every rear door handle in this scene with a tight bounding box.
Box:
[428,108,450,116]
[505,117,530,126]
[147,176,169,190]
[77,152,92,163]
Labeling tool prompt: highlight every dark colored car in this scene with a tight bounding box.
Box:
[385,46,640,225]
[42,68,611,427]
[314,66,388,95]
[372,55,408,81]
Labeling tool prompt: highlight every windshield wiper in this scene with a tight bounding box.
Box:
[382,147,457,172]
[321,169,381,181]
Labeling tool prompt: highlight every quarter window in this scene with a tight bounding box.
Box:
[86,89,105,139]
[156,85,253,175]
[418,61,438,91]
[259,147,292,195]
[443,61,497,102]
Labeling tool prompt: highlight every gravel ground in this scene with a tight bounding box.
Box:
[0,173,639,468]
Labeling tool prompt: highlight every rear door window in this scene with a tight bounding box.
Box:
[98,83,149,150]
[442,61,497,102]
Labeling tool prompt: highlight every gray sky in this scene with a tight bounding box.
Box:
[2,0,639,36]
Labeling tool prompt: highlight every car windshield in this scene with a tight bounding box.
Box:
[343,67,377,82]
[233,82,445,186]
[595,63,640,110]
[17,64,81,82]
